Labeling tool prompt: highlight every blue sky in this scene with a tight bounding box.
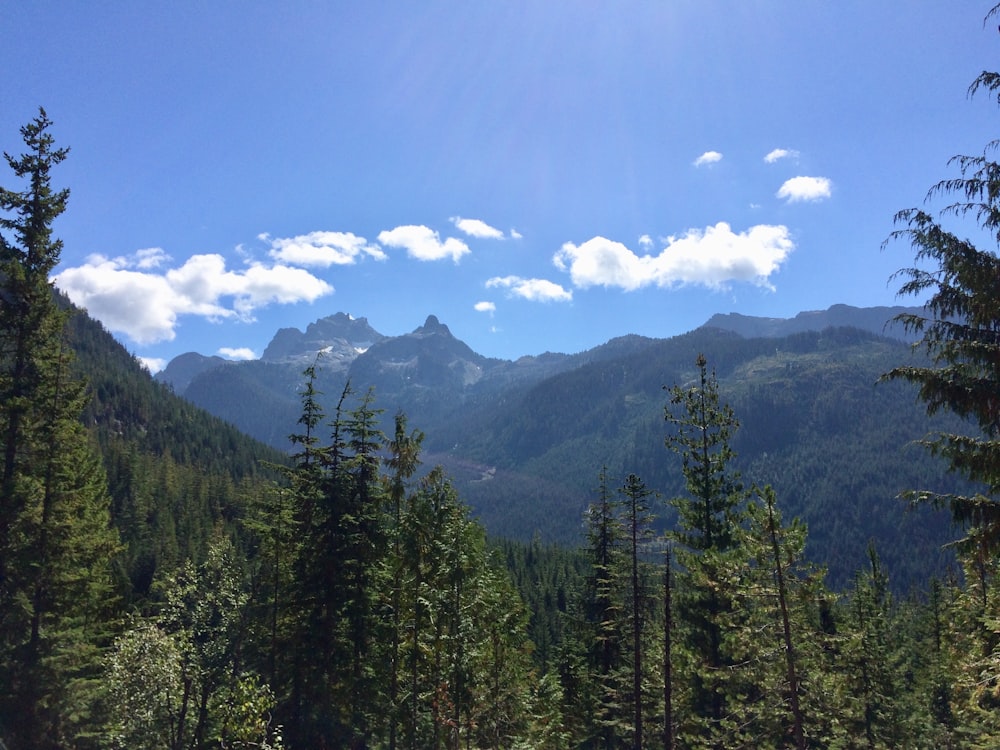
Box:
[3,2,997,372]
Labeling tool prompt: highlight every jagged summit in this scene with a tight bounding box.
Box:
[413,314,451,337]
[260,312,385,363]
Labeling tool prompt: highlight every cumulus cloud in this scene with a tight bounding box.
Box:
[485,276,572,302]
[553,222,794,291]
[776,176,832,202]
[266,231,385,266]
[694,150,723,167]
[638,234,653,249]
[218,347,257,360]
[377,225,470,262]
[474,301,496,314]
[510,228,523,240]
[764,148,799,163]
[53,250,333,345]
[451,217,504,239]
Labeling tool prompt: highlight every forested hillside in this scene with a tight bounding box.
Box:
[64,300,288,595]
[429,326,962,590]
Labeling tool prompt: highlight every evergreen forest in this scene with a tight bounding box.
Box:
[8,7,1000,747]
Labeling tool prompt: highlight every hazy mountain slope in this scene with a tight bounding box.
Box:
[703,303,923,341]
[429,327,960,590]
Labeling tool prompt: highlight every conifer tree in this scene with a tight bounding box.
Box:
[384,411,424,750]
[339,387,386,745]
[0,109,119,748]
[664,354,750,747]
[574,467,626,747]
[734,486,820,747]
[620,473,655,750]
[882,2,1000,554]
[843,546,905,748]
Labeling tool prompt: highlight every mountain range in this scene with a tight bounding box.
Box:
[152,303,962,590]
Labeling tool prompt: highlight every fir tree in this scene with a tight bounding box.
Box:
[665,354,750,748]
[0,109,120,748]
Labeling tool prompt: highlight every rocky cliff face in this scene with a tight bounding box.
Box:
[260,312,385,365]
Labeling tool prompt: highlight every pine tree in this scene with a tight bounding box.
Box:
[842,546,905,748]
[384,411,424,750]
[664,354,750,748]
[0,109,120,748]
[662,543,674,750]
[278,372,342,747]
[620,473,655,750]
[734,486,824,748]
[572,467,627,748]
[339,386,386,746]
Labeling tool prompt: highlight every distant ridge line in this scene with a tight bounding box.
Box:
[700,303,924,342]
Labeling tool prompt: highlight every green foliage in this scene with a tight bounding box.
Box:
[881,2,1000,554]
[0,108,121,749]
[103,537,282,750]
[665,355,752,746]
[103,622,187,750]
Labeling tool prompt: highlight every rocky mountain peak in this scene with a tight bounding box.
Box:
[260,312,385,362]
[414,314,451,337]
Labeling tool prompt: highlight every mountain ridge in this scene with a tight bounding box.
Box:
[157,303,921,390]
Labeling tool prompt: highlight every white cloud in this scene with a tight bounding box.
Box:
[474,301,496,313]
[694,150,723,167]
[764,148,799,163]
[217,347,257,360]
[377,225,470,262]
[776,176,832,203]
[267,230,386,267]
[451,217,504,239]
[138,356,167,374]
[134,247,169,269]
[509,228,523,240]
[638,234,653,249]
[54,250,333,345]
[553,222,794,291]
[485,275,572,302]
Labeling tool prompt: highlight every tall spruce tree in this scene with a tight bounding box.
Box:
[0,109,119,748]
[338,387,386,746]
[384,411,424,750]
[664,354,751,748]
[734,486,821,748]
[620,473,655,750]
[567,467,627,748]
